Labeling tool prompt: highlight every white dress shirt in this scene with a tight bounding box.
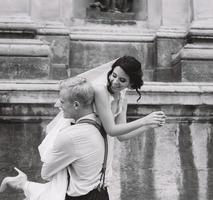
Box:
[41,113,113,197]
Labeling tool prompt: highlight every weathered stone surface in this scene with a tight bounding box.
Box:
[0,39,51,79]
[69,28,155,81]
[0,80,59,104]
[156,27,187,81]
[0,121,49,200]
[128,82,213,106]
[117,121,213,200]
[0,17,37,39]
[50,64,68,80]
[172,44,213,82]
[0,39,50,56]
[69,41,154,81]
[0,56,50,79]
[37,22,70,80]
[31,0,61,21]
[173,60,213,82]
[154,68,174,82]
[37,35,69,64]
[189,18,213,43]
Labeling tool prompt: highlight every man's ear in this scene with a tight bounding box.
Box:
[73,101,80,110]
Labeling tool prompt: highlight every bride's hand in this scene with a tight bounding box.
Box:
[142,111,166,127]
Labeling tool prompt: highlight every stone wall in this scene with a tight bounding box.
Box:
[0,81,212,200]
[69,27,156,81]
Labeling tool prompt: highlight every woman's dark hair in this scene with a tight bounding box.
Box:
[107,55,144,101]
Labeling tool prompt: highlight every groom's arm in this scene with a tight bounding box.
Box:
[41,126,77,180]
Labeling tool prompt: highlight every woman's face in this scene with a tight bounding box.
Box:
[109,66,130,93]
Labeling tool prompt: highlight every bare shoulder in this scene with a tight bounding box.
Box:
[94,84,108,97]
[94,84,106,92]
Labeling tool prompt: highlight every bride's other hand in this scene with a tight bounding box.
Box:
[142,111,166,128]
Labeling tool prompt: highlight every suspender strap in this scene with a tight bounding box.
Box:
[77,119,108,189]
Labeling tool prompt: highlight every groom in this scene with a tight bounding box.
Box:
[41,76,110,200]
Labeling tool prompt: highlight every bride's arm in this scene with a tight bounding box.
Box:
[94,86,165,137]
[114,98,164,141]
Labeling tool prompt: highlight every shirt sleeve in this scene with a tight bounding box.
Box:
[41,127,77,180]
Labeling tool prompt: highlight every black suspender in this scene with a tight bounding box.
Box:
[76,119,108,190]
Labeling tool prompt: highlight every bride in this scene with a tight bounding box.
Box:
[0,56,166,200]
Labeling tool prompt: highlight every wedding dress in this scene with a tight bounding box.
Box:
[22,59,117,200]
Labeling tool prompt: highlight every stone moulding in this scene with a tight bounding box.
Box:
[36,22,70,36]
[171,43,213,82]
[0,81,212,105]
[0,39,51,79]
[0,17,37,38]
[127,82,213,105]
[0,80,59,104]
[70,33,154,42]
[0,81,212,123]
[0,39,50,57]
[172,43,213,64]
[156,26,188,39]
[189,19,213,39]
[70,27,155,42]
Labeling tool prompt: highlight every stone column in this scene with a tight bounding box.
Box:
[147,0,162,29]
[60,0,74,26]
[155,0,191,81]
[193,0,213,20]
[29,0,71,80]
[0,0,30,17]
[30,0,61,21]
[171,0,213,82]
[190,0,213,42]
[161,0,192,27]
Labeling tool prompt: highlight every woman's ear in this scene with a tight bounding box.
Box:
[73,101,80,110]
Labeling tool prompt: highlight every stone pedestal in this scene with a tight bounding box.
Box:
[37,22,70,80]
[170,0,213,82]
[0,16,37,39]
[0,39,50,79]
[172,44,213,82]
[154,0,191,82]
[0,18,70,80]
[189,19,213,43]
[155,27,187,81]
[69,24,156,81]
[171,19,213,82]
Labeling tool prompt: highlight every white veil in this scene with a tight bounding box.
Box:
[78,59,117,85]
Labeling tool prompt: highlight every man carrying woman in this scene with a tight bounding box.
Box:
[0,56,166,200]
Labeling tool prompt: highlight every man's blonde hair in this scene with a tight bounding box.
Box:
[59,76,94,106]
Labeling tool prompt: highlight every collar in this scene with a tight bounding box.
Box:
[75,113,97,124]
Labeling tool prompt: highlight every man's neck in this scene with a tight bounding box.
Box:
[75,107,94,121]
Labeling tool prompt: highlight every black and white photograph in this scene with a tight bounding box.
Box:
[0,0,213,200]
